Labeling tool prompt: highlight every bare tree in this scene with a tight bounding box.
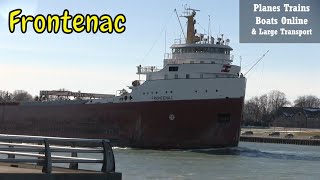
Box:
[243,90,290,126]
[243,98,260,122]
[0,90,12,102]
[294,95,320,108]
[11,90,33,102]
[243,95,270,125]
[267,90,291,113]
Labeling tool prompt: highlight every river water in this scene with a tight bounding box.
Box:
[109,142,320,180]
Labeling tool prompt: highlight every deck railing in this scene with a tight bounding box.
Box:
[137,66,162,74]
[0,134,115,174]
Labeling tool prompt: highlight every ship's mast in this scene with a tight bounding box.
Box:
[181,8,200,44]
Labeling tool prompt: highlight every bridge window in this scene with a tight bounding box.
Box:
[186,48,193,53]
[169,67,179,71]
[218,49,225,54]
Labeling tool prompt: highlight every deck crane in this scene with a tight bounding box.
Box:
[244,50,270,76]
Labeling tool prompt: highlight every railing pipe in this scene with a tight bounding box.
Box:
[0,134,115,174]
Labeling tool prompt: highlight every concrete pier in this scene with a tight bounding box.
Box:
[240,136,320,146]
[0,163,121,180]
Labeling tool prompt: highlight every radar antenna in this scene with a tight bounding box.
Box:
[180,6,201,44]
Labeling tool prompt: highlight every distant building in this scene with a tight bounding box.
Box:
[274,107,320,128]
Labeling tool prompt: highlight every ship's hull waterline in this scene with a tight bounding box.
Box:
[0,98,244,149]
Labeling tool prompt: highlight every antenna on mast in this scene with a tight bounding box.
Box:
[164,29,167,54]
[208,15,211,41]
[174,9,186,40]
[240,56,242,72]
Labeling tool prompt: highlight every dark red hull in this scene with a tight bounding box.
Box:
[0,98,244,149]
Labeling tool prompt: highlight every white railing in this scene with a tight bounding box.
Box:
[174,39,186,44]
[137,66,162,74]
[173,37,231,45]
[164,53,172,59]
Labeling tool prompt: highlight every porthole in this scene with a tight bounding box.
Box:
[170,91,173,93]
[216,90,218,92]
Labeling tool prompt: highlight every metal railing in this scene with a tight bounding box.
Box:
[137,66,162,74]
[0,134,115,174]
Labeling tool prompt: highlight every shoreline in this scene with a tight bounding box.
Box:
[241,127,320,140]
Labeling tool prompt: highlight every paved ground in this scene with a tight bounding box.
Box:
[0,163,99,174]
[241,127,320,139]
[0,163,122,180]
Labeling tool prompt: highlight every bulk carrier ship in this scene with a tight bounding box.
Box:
[0,8,246,149]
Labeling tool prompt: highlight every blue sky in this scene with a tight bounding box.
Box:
[0,0,319,102]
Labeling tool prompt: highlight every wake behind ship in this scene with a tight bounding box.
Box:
[0,8,246,149]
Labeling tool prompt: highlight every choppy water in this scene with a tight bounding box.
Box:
[110,142,320,180]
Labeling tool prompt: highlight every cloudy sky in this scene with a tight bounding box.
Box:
[0,0,319,102]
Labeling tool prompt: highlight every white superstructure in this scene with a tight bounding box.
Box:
[88,8,246,104]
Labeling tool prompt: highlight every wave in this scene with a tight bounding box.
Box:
[112,147,132,150]
[189,147,320,161]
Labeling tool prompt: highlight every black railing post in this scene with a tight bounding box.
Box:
[37,142,44,166]
[42,139,52,174]
[69,144,78,170]
[101,140,115,173]
[8,141,15,159]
